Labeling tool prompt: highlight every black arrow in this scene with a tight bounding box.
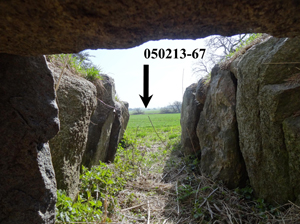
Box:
[139,64,153,108]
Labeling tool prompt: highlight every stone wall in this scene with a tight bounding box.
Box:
[232,36,300,204]
[0,54,59,223]
[181,36,300,204]
[83,75,130,168]
[197,66,247,189]
[48,61,97,200]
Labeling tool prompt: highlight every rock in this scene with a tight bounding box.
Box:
[105,101,130,163]
[1,1,300,55]
[180,83,201,155]
[195,78,208,104]
[0,54,59,223]
[83,75,129,167]
[283,116,300,204]
[48,62,97,200]
[197,65,247,188]
[233,36,300,204]
[120,101,130,139]
[83,76,115,167]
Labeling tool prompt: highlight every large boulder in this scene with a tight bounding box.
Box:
[180,83,202,155]
[282,116,300,204]
[48,61,97,200]
[232,36,300,204]
[105,101,130,163]
[1,1,300,55]
[83,75,129,167]
[0,54,59,223]
[195,78,208,105]
[197,65,247,189]
[119,101,130,140]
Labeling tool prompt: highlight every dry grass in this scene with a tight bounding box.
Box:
[60,117,300,223]
[104,141,300,224]
[285,73,300,87]
[58,141,300,224]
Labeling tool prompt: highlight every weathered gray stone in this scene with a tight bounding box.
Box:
[233,36,300,204]
[180,83,201,155]
[0,54,59,223]
[105,101,130,163]
[197,66,246,188]
[1,1,300,55]
[195,78,208,105]
[283,116,300,204]
[83,75,116,167]
[120,101,130,140]
[48,61,97,200]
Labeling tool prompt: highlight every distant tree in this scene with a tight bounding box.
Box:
[160,106,172,114]
[192,34,249,77]
[132,108,144,115]
[160,101,182,114]
[170,101,182,113]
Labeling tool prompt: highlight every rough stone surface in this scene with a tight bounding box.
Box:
[48,61,97,200]
[120,101,130,140]
[283,116,300,204]
[83,75,119,167]
[180,83,201,155]
[195,78,208,105]
[1,1,300,55]
[0,54,59,223]
[105,101,130,163]
[233,36,300,204]
[197,66,246,189]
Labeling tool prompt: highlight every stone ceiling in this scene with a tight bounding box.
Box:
[1,0,299,56]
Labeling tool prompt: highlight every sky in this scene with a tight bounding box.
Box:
[85,38,208,109]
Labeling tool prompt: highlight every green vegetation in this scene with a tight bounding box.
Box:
[56,112,300,223]
[55,113,181,223]
[219,33,267,70]
[223,33,262,61]
[56,161,127,223]
[47,53,102,82]
[126,113,181,142]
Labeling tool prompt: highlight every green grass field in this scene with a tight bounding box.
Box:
[125,113,181,143]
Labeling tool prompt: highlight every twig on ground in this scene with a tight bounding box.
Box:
[175,182,180,215]
[223,202,234,224]
[195,182,201,204]
[169,165,186,181]
[199,188,218,208]
[121,214,146,222]
[121,203,148,212]
[147,200,151,224]
[207,201,214,219]
[176,217,182,224]
[121,216,125,224]
[161,170,171,181]
[162,217,170,224]
[288,200,300,210]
